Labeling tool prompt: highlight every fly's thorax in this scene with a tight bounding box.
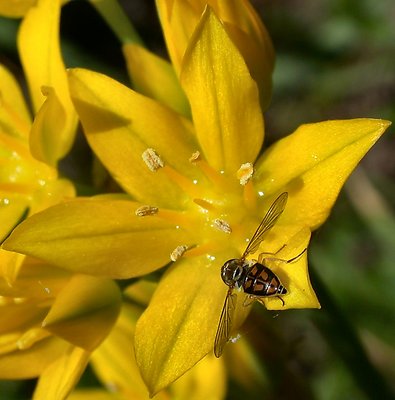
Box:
[221,258,248,288]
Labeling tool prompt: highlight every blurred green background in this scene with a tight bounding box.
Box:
[0,0,394,399]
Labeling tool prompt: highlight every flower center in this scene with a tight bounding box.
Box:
[140,148,265,262]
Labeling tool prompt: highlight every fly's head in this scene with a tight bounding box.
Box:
[221,259,247,289]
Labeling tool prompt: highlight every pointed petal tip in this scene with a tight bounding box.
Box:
[180,6,264,172]
[379,119,392,128]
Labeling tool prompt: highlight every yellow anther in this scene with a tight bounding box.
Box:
[189,151,201,163]
[170,245,189,262]
[193,198,217,212]
[213,218,232,234]
[142,148,164,171]
[135,205,159,216]
[237,162,254,186]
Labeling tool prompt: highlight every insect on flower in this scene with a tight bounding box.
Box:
[214,192,306,357]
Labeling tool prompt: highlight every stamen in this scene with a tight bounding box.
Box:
[213,218,232,234]
[190,152,231,190]
[0,183,39,195]
[237,163,254,185]
[184,242,217,258]
[170,245,188,262]
[189,151,201,163]
[135,205,159,217]
[243,180,257,211]
[13,297,27,304]
[142,148,164,171]
[162,165,200,198]
[193,198,217,212]
[157,209,196,229]
[0,296,12,306]
[142,149,199,197]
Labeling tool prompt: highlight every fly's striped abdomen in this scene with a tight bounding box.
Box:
[243,263,287,296]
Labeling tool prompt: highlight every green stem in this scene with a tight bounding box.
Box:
[88,0,144,45]
[310,267,395,399]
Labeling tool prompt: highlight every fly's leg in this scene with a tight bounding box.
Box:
[259,248,307,265]
[286,248,307,263]
[276,295,285,306]
[244,295,285,307]
[257,244,286,264]
[243,294,256,307]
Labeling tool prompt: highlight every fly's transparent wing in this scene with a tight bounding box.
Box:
[242,192,288,259]
[214,289,237,358]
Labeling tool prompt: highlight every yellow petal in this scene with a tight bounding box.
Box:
[0,0,36,18]
[226,337,268,389]
[170,354,226,400]
[157,0,274,110]
[91,304,169,400]
[90,305,144,395]
[123,44,189,116]
[33,345,90,400]
[0,129,57,191]
[0,332,21,355]
[0,249,25,284]
[260,226,320,310]
[0,336,67,379]
[29,86,66,166]
[210,0,275,111]
[255,119,391,229]
[0,297,48,334]
[123,280,157,306]
[134,253,227,396]
[17,0,62,110]
[18,0,77,159]
[68,389,123,400]
[30,177,76,213]
[156,0,197,74]
[0,256,69,298]
[2,198,192,278]
[42,274,121,351]
[181,7,264,173]
[0,137,56,202]
[68,68,201,209]
[67,388,122,400]
[233,220,319,310]
[0,64,31,138]
[0,0,68,17]
[0,197,28,242]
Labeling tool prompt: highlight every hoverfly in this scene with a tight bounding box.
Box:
[214,192,304,357]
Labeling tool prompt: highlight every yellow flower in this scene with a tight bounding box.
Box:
[0,0,76,280]
[0,1,122,398]
[2,5,390,397]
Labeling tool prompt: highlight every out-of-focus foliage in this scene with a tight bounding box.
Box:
[0,0,394,399]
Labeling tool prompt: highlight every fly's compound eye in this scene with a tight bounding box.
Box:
[232,266,244,281]
[221,259,244,287]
